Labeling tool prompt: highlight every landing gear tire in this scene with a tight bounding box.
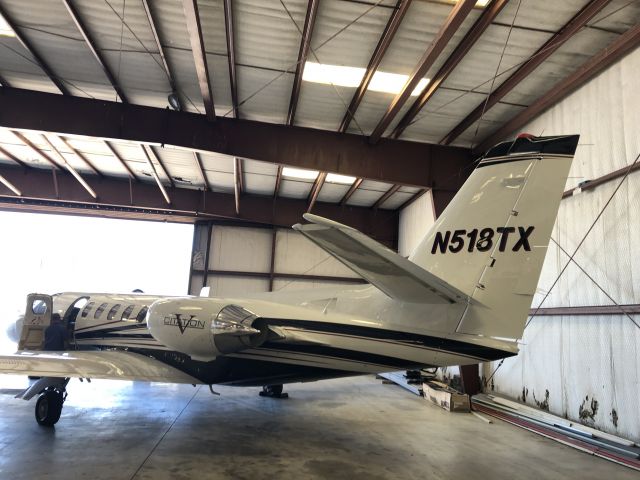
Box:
[259,384,288,399]
[35,389,64,427]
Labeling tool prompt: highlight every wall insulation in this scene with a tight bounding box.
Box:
[188,222,361,297]
[481,47,640,442]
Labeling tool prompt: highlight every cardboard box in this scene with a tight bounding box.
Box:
[423,382,470,412]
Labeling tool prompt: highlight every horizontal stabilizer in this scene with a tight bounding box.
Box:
[293,214,466,304]
[0,350,201,384]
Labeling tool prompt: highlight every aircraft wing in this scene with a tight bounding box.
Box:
[0,350,201,384]
[293,214,466,304]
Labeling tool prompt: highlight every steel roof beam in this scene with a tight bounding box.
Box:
[475,23,640,154]
[287,0,320,126]
[441,0,612,146]
[391,0,509,139]
[141,144,171,204]
[339,0,412,133]
[223,0,239,118]
[274,165,283,198]
[0,7,69,95]
[0,87,473,189]
[340,177,363,205]
[0,163,399,245]
[0,145,29,168]
[182,0,215,121]
[58,136,103,177]
[12,131,63,170]
[307,171,326,213]
[369,0,476,144]
[103,141,139,181]
[42,135,97,198]
[233,157,242,215]
[62,0,129,103]
[141,0,179,102]
[372,184,400,209]
[193,152,210,190]
[397,188,427,211]
[146,146,174,188]
[0,172,21,196]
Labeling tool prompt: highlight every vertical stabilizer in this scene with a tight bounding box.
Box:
[410,135,579,339]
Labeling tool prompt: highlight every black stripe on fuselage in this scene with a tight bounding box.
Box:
[258,318,514,362]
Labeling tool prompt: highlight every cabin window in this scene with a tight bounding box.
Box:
[81,302,95,318]
[136,306,149,323]
[121,305,135,321]
[94,303,108,319]
[107,304,121,321]
[31,299,48,315]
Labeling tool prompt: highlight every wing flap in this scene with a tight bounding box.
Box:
[0,350,201,384]
[293,214,466,304]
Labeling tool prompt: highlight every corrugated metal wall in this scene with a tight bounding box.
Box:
[188,222,361,297]
[398,190,435,257]
[482,47,640,442]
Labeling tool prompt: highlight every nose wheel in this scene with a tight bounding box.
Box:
[35,387,66,427]
[259,384,288,398]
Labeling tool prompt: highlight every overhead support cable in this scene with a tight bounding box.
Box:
[390,0,509,139]
[42,135,97,198]
[369,0,476,144]
[103,140,139,181]
[58,136,103,177]
[0,173,22,196]
[0,145,29,168]
[193,152,210,190]
[141,0,179,106]
[287,0,320,126]
[141,145,171,205]
[339,0,412,133]
[62,0,129,103]
[340,178,363,205]
[475,22,640,153]
[441,0,612,146]
[182,0,216,120]
[0,7,70,95]
[223,0,239,118]
[307,171,327,213]
[372,184,400,209]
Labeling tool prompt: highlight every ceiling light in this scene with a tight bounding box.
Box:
[303,62,429,96]
[0,15,15,37]
[326,173,356,185]
[168,91,181,111]
[282,167,319,180]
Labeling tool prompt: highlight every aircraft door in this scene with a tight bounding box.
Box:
[18,294,53,351]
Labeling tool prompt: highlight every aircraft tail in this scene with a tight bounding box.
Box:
[410,134,579,340]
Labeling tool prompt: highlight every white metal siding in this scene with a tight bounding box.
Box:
[398,190,435,257]
[483,47,640,442]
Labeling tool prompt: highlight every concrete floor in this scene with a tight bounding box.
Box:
[0,375,636,480]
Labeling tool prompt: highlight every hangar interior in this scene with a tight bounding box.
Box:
[0,0,639,478]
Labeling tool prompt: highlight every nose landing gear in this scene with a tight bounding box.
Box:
[259,384,288,398]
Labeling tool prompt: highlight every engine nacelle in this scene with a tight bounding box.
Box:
[147,298,266,361]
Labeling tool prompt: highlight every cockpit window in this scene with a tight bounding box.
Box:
[94,303,108,319]
[107,304,121,321]
[121,305,135,321]
[136,306,149,323]
[81,302,95,318]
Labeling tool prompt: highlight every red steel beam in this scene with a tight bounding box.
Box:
[233,157,242,215]
[369,0,476,143]
[141,0,178,98]
[223,0,239,118]
[0,87,472,189]
[340,177,363,205]
[104,140,139,181]
[59,136,103,177]
[442,0,612,146]
[0,163,399,245]
[339,0,412,133]
[274,165,284,198]
[476,23,640,153]
[12,131,63,170]
[182,0,215,120]
[287,0,320,126]
[0,7,70,95]
[62,0,129,103]
[372,184,400,209]
[0,145,29,169]
[391,0,510,139]
[193,152,210,190]
[307,171,327,213]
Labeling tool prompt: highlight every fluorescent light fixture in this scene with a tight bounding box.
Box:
[0,15,15,37]
[282,167,318,181]
[326,173,356,185]
[303,62,429,96]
